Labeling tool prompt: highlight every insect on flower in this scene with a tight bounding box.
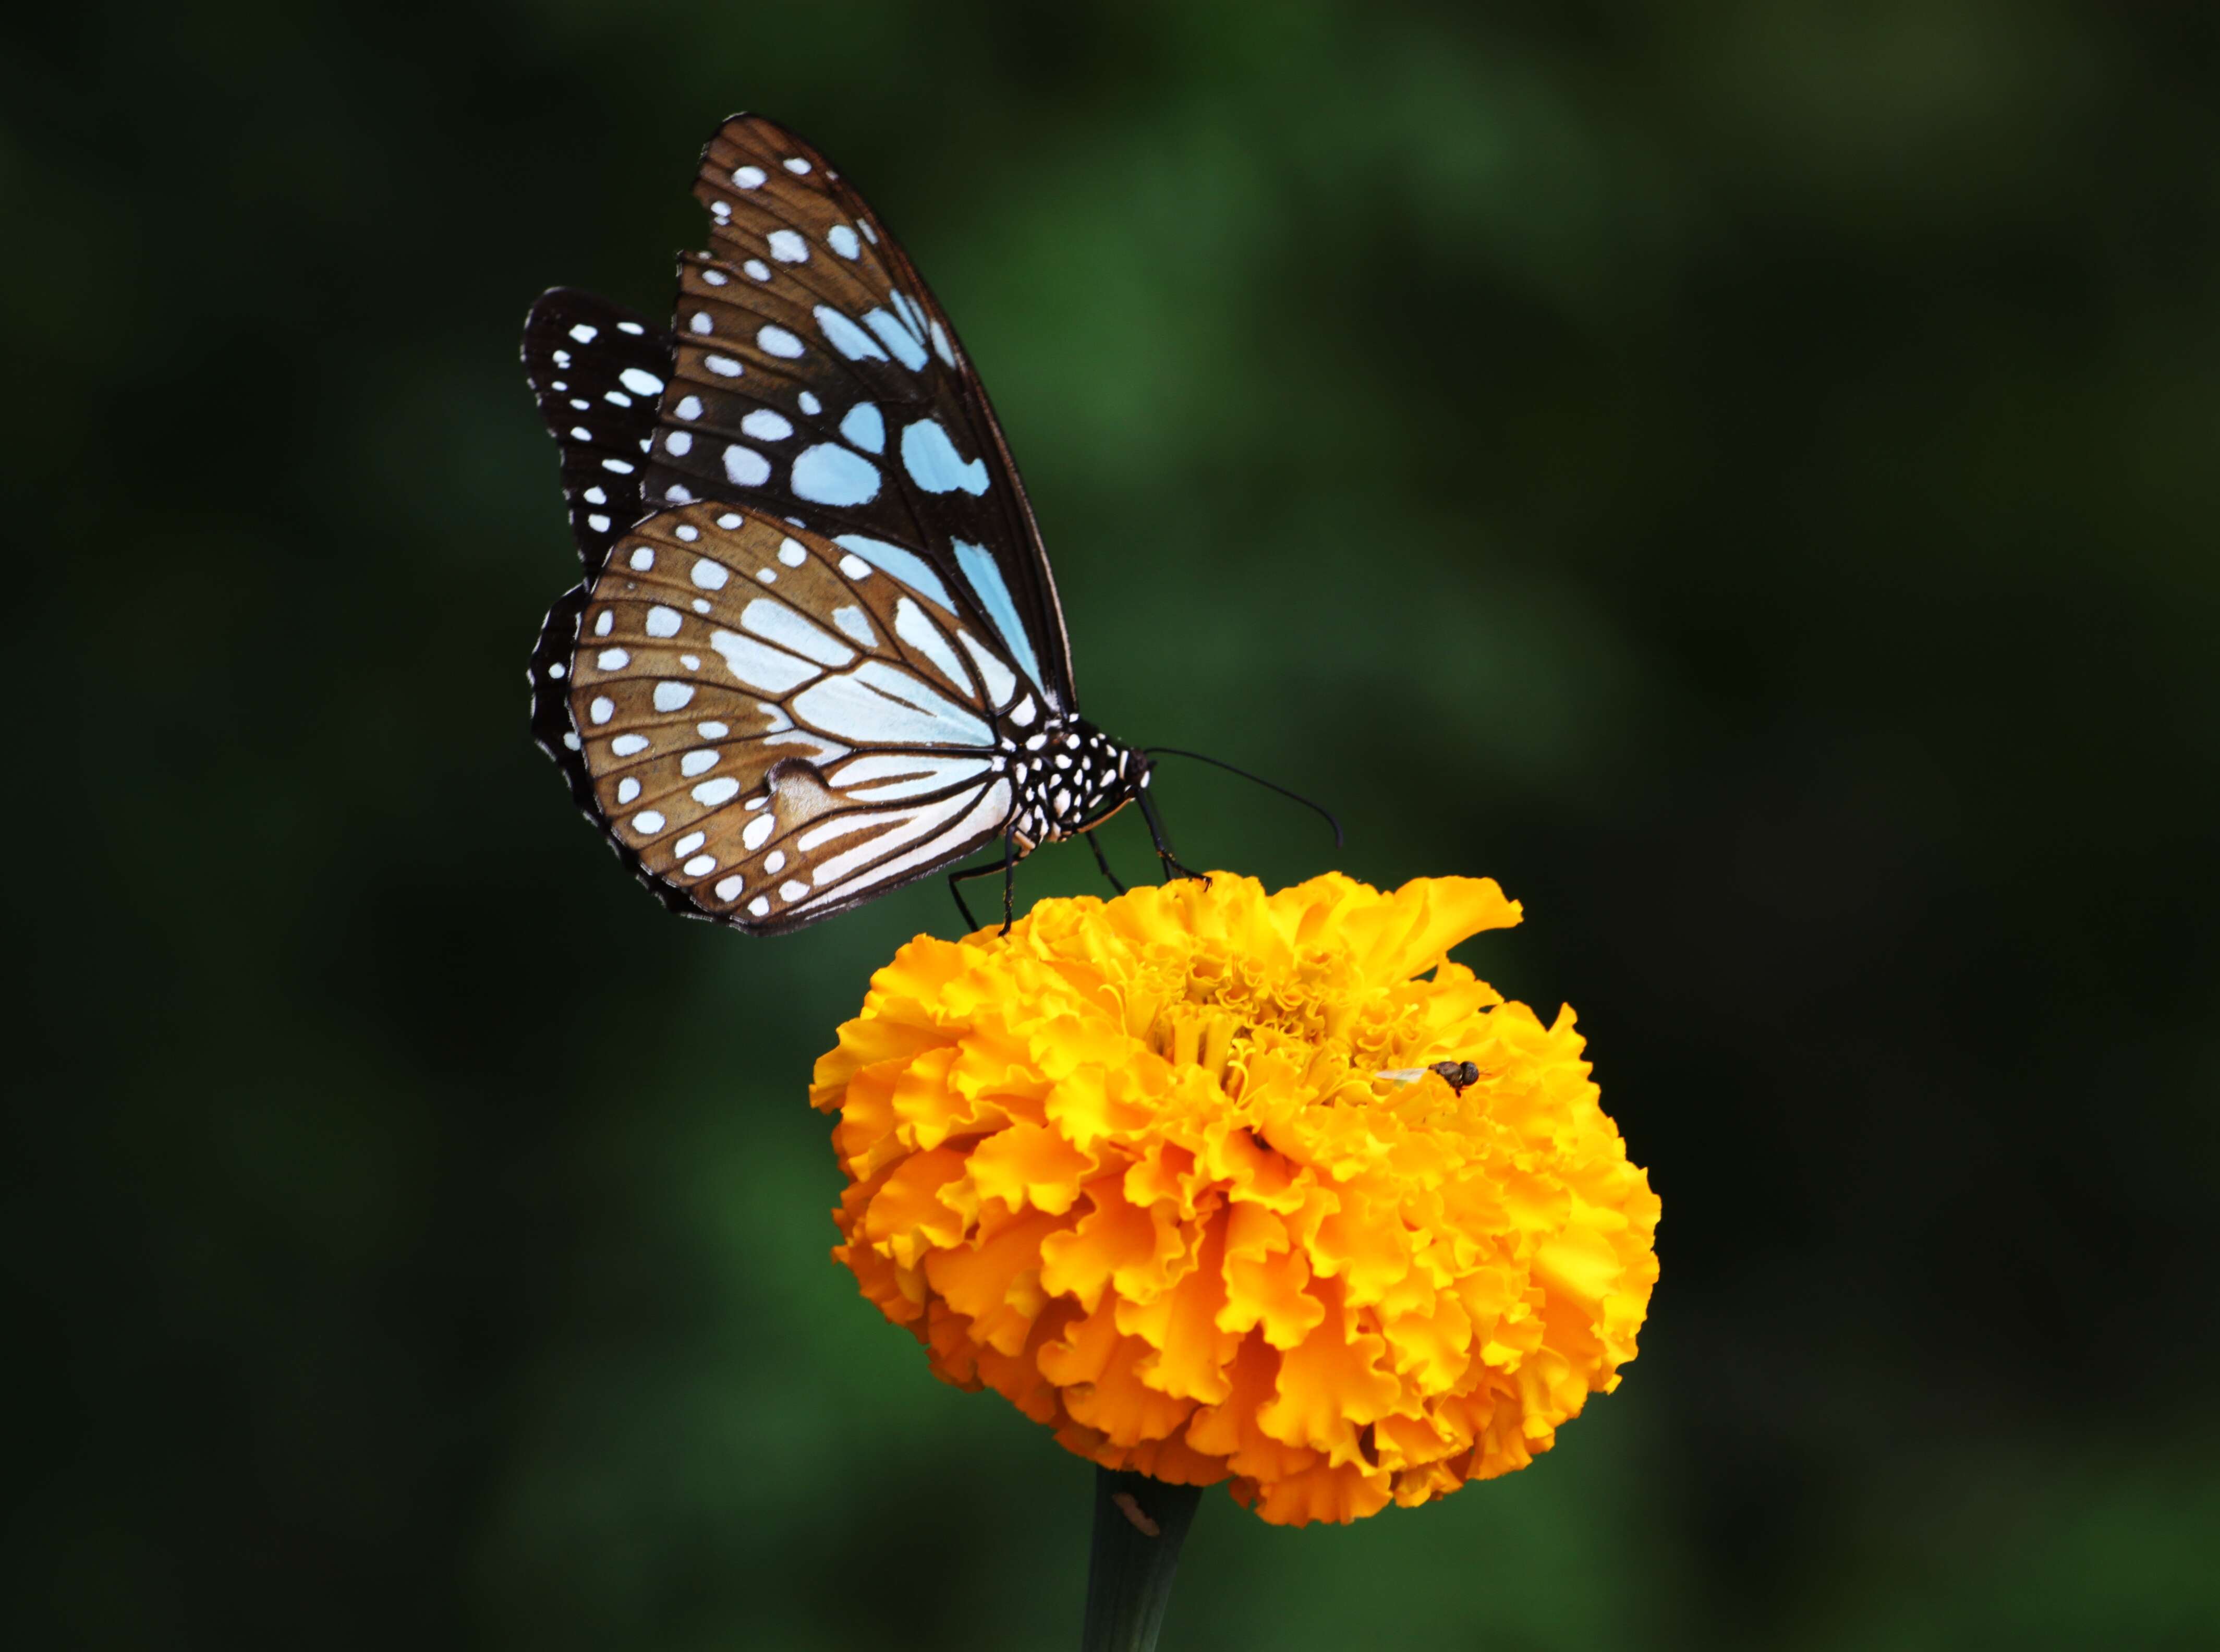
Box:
[1376,1060,1485,1096]
[522,115,1332,933]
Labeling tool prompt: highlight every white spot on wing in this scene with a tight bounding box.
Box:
[862,308,929,371]
[741,598,855,666]
[827,752,996,801]
[692,558,729,589]
[832,535,956,611]
[957,630,1017,708]
[791,444,881,506]
[644,606,682,638]
[814,305,890,362]
[653,681,695,711]
[953,540,1046,692]
[828,224,860,259]
[741,409,794,441]
[619,367,664,396]
[723,444,771,486]
[709,628,820,692]
[790,660,992,748]
[900,419,989,495]
[694,778,742,806]
[839,402,885,454]
[757,325,804,359]
[893,597,974,696]
[767,229,808,263]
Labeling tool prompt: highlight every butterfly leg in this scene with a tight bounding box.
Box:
[1137,787,1208,887]
[948,835,1022,936]
[1085,831,1127,895]
[949,862,997,932]
[997,831,1018,935]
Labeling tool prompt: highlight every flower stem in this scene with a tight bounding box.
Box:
[1081,1467,1203,1652]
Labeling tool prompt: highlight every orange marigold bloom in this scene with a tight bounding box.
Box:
[811,873,1660,1526]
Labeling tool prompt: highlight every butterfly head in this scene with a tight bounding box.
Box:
[1006,716,1142,851]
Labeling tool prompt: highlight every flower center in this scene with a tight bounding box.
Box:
[1133,941,1426,1100]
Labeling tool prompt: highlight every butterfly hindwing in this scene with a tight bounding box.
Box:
[520,289,676,576]
[622,115,1075,711]
[558,503,1039,932]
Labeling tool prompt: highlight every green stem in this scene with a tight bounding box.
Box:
[1081,1467,1204,1652]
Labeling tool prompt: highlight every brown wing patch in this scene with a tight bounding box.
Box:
[562,502,1028,931]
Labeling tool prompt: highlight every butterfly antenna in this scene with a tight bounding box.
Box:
[1140,748,1344,849]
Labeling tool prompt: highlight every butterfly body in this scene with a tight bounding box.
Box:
[524,115,1168,933]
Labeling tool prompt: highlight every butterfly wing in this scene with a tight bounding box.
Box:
[627,114,1076,713]
[543,501,1037,932]
[519,290,675,576]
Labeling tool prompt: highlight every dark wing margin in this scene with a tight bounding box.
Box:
[521,289,677,577]
[528,580,707,921]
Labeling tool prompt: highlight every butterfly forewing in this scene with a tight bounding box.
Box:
[520,290,675,577]
[560,503,1036,932]
[629,115,1075,711]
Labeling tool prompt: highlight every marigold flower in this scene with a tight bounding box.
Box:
[811,872,1659,1526]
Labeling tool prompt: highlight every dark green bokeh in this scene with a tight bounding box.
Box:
[8,2,2217,1647]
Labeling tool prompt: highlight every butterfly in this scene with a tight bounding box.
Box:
[523,114,1197,934]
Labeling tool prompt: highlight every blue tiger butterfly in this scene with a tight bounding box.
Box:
[523,114,1220,934]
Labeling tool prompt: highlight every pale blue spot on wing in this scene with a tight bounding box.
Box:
[840,402,885,454]
[792,660,992,749]
[953,539,1045,692]
[833,534,955,613]
[863,308,929,371]
[792,444,882,507]
[900,419,989,496]
[815,305,890,362]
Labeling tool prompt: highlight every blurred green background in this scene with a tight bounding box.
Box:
[8,1,2218,1646]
